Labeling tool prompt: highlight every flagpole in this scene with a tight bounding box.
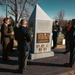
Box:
[6,0,8,18]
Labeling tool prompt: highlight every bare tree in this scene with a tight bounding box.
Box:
[0,0,38,24]
[54,10,65,26]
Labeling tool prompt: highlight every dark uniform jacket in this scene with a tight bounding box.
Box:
[69,25,75,46]
[52,24,60,37]
[16,25,31,51]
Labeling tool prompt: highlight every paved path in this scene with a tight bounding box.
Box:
[0,45,75,75]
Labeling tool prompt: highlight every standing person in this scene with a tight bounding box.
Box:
[63,21,71,54]
[16,19,31,73]
[52,20,60,49]
[64,19,75,67]
[1,18,14,62]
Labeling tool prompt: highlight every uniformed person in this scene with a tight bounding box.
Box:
[52,20,60,49]
[16,19,31,73]
[64,19,75,67]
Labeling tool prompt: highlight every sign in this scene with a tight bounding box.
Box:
[37,33,50,43]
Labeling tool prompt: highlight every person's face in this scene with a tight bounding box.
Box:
[5,19,10,25]
[23,20,27,27]
[55,22,58,25]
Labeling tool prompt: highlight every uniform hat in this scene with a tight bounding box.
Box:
[55,20,59,23]
[71,19,75,25]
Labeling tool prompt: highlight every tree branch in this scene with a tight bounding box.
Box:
[18,0,27,22]
[7,4,15,13]
[8,11,15,16]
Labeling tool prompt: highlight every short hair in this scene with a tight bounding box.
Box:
[20,19,24,25]
[20,19,27,25]
[3,17,9,23]
[55,20,59,23]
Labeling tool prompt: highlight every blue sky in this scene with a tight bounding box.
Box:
[0,0,75,21]
[37,0,75,20]
[0,5,6,17]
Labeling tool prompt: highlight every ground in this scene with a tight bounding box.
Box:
[0,45,75,75]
